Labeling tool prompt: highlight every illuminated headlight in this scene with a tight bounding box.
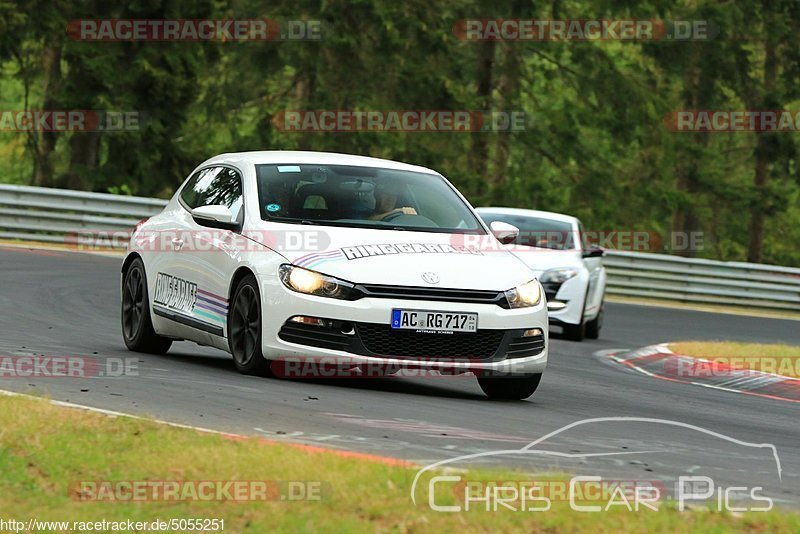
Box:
[504,279,542,309]
[540,267,578,285]
[278,264,360,300]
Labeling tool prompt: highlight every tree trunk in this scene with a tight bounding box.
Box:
[490,43,520,191]
[62,134,100,190]
[671,46,706,258]
[469,39,495,191]
[747,16,777,264]
[32,40,63,187]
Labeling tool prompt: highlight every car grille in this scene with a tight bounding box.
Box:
[505,333,546,359]
[278,320,543,361]
[355,284,509,308]
[356,323,504,359]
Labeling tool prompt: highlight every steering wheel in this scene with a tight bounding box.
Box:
[381,210,406,222]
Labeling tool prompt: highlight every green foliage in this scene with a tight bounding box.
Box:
[0,0,799,265]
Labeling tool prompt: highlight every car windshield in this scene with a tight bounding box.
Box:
[479,212,577,250]
[255,164,484,233]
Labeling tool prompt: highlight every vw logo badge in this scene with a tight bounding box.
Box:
[422,272,440,284]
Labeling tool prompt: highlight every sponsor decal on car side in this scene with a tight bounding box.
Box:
[153,273,198,314]
[194,289,228,326]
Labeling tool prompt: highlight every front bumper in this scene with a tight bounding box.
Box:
[259,276,548,375]
[543,275,586,326]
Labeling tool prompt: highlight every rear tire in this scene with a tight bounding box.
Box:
[585,300,604,340]
[477,373,542,400]
[121,258,172,354]
[228,274,273,376]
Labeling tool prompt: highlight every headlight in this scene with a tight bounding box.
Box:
[278,264,360,300]
[504,279,542,309]
[540,267,578,285]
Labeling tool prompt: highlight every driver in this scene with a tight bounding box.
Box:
[370,181,417,221]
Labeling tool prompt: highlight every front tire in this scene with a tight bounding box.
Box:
[562,290,588,342]
[228,274,273,376]
[477,373,542,400]
[121,258,172,354]
[585,300,604,340]
[562,320,585,341]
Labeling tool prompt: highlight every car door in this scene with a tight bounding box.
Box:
[153,165,245,346]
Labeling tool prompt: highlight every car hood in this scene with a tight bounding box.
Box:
[247,222,535,291]
[503,245,583,276]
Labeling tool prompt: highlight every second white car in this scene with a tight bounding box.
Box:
[477,208,606,341]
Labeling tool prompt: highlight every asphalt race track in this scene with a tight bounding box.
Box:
[2,246,799,507]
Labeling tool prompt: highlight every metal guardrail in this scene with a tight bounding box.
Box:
[604,250,800,312]
[0,184,166,245]
[1,184,799,312]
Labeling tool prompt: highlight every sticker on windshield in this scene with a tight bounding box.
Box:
[277,165,301,173]
[266,203,281,213]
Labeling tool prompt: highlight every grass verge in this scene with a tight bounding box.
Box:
[1,394,799,532]
[669,341,800,378]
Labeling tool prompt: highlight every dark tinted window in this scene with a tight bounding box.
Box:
[255,164,483,233]
[180,166,244,220]
[480,213,577,250]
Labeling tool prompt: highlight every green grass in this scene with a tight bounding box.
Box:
[0,394,799,532]
[669,341,800,378]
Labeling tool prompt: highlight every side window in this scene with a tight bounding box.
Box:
[180,166,244,221]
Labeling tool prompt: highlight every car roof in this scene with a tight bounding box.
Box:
[476,207,579,225]
[200,150,440,176]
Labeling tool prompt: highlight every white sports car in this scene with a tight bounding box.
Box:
[121,151,548,399]
[476,208,606,341]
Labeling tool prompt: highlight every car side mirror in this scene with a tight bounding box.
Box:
[489,221,519,245]
[191,205,238,229]
[582,245,604,258]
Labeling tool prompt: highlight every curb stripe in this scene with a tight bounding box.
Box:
[608,344,800,403]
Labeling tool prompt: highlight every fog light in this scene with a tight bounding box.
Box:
[522,328,543,337]
[290,316,329,327]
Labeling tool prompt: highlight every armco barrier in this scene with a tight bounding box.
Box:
[1,184,799,312]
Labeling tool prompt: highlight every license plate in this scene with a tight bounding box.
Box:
[390,309,478,333]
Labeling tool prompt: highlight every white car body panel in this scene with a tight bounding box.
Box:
[124,151,549,375]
